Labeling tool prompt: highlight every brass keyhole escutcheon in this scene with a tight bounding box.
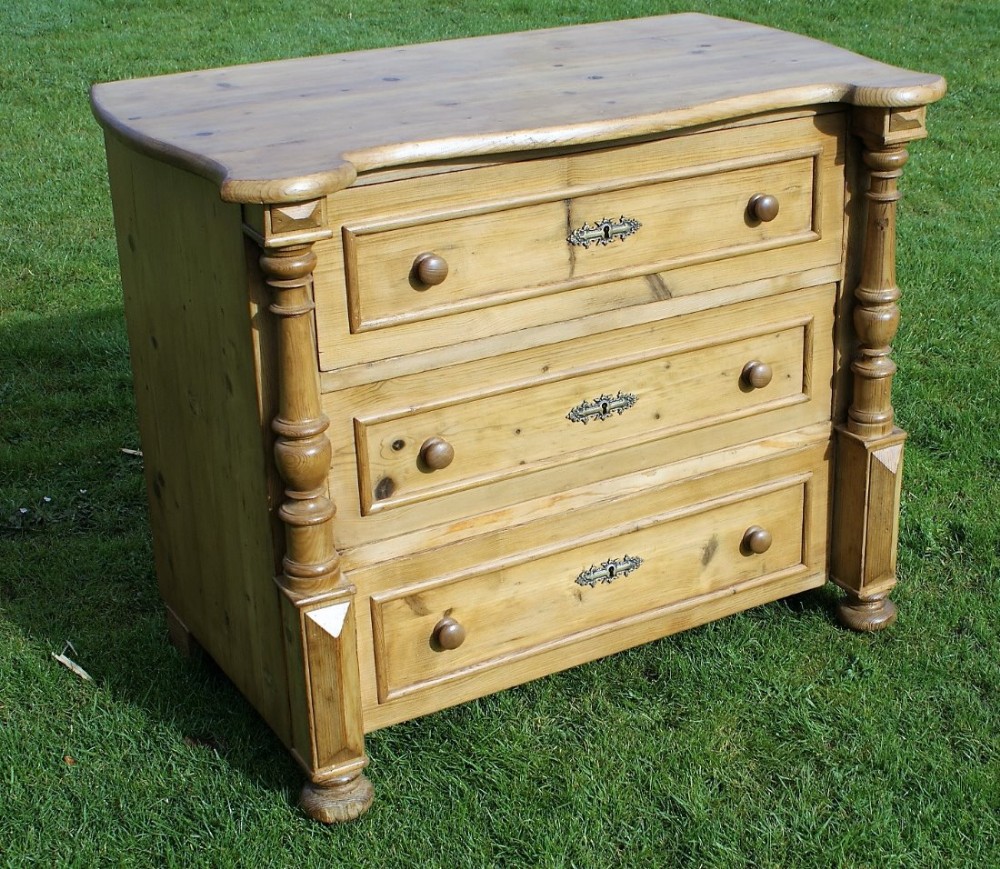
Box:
[567,216,642,248]
[567,391,638,424]
[576,555,644,588]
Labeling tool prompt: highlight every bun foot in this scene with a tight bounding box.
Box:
[837,592,897,632]
[299,773,374,823]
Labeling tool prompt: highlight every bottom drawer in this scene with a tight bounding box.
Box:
[370,452,827,704]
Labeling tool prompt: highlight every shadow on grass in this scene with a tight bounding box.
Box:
[779,582,843,617]
[0,305,301,800]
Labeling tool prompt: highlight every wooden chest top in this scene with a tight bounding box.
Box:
[90,13,945,203]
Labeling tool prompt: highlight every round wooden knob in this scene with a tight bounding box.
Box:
[741,360,773,389]
[420,437,455,470]
[412,252,449,286]
[743,526,773,554]
[748,193,780,222]
[433,617,466,650]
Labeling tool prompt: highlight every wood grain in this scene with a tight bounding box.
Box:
[832,427,907,597]
[356,319,812,515]
[324,283,835,549]
[314,111,845,371]
[848,131,907,438]
[374,477,809,701]
[104,134,290,741]
[346,152,817,332]
[91,13,944,203]
[95,15,943,819]
[283,590,372,823]
[251,210,372,804]
[356,440,830,728]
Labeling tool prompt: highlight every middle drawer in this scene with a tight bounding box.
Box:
[346,285,832,517]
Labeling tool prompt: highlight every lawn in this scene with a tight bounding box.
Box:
[1,0,997,865]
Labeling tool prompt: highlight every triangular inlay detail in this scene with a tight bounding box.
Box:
[874,443,903,474]
[306,602,350,639]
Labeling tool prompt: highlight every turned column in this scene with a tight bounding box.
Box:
[847,145,907,439]
[833,109,928,631]
[250,201,373,822]
[262,242,341,595]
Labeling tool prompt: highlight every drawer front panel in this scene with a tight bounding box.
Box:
[345,154,817,333]
[371,474,810,701]
[325,284,834,547]
[313,111,846,371]
[355,307,820,516]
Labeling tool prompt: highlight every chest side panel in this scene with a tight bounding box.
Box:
[105,136,290,742]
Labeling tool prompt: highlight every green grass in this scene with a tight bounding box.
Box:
[2,0,998,865]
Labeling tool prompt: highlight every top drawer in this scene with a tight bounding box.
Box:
[313,111,846,371]
[347,153,814,332]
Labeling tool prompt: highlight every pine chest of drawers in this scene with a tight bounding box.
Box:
[91,14,945,821]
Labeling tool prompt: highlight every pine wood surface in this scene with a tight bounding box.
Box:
[324,284,835,550]
[348,155,816,330]
[103,135,291,741]
[375,480,809,699]
[338,423,832,581]
[356,322,809,513]
[90,13,944,203]
[312,111,845,372]
[354,439,830,728]
[93,13,944,821]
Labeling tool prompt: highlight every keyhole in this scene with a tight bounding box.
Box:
[601,401,610,414]
[603,224,612,240]
[607,564,616,577]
